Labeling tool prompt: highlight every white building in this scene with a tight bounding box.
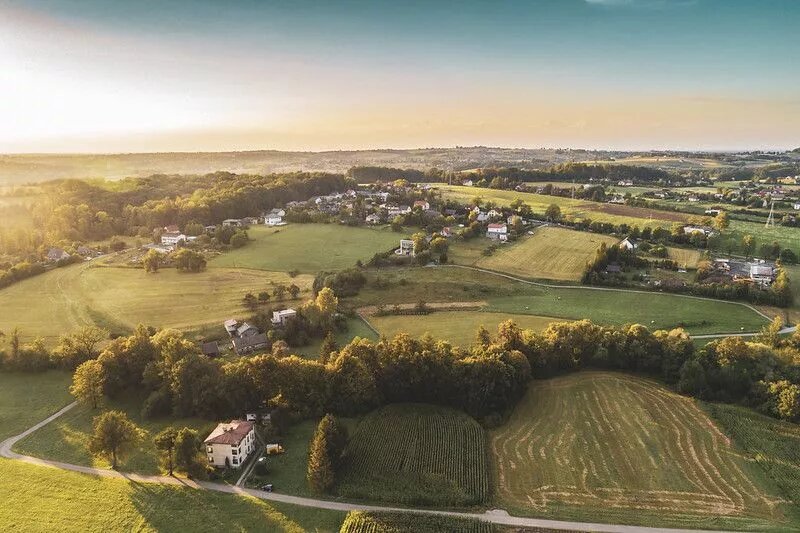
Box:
[204,420,256,469]
[265,215,284,226]
[487,223,508,241]
[161,232,186,246]
[396,239,415,256]
[365,213,381,225]
[619,237,638,251]
[271,308,297,326]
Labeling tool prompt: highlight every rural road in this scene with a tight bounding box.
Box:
[1,402,737,533]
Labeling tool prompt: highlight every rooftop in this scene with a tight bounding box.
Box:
[204,420,254,446]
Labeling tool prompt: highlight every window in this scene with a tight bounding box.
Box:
[206,446,213,453]
[232,448,238,455]
[207,456,213,463]
[232,458,238,465]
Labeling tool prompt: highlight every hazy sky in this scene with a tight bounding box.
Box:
[1,0,799,153]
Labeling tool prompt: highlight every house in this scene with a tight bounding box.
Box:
[440,227,453,238]
[224,319,239,336]
[201,342,220,358]
[386,205,411,217]
[413,200,430,211]
[617,180,633,187]
[396,239,415,256]
[163,225,180,233]
[204,225,217,234]
[204,420,256,469]
[486,223,508,241]
[475,212,489,223]
[46,247,71,262]
[750,264,775,286]
[462,179,474,187]
[232,333,268,355]
[271,309,297,327]
[236,322,260,338]
[241,217,258,226]
[704,209,721,216]
[683,225,713,236]
[487,209,502,219]
[619,237,638,251]
[265,215,284,226]
[161,232,186,246]
[365,213,381,225]
[222,219,242,227]
[76,246,94,257]
[793,203,800,211]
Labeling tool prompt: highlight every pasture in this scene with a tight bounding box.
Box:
[473,227,617,281]
[14,394,214,475]
[490,371,787,529]
[0,458,345,532]
[666,247,704,269]
[437,185,684,228]
[337,404,488,506]
[0,371,72,440]
[0,262,312,344]
[370,311,556,347]
[339,511,495,533]
[728,219,800,258]
[210,224,401,273]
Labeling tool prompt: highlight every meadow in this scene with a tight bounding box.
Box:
[295,317,377,359]
[353,267,769,335]
[369,311,556,346]
[472,227,618,281]
[0,262,312,344]
[210,224,401,273]
[0,371,73,440]
[728,219,800,257]
[339,511,495,533]
[437,185,684,228]
[490,371,788,530]
[0,458,345,532]
[666,247,705,269]
[14,394,215,475]
[336,404,488,506]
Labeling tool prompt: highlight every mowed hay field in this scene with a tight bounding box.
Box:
[210,224,401,273]
[0,262,313,343]
[369,311,557,346]
[0,459,345,532]
[475,227,618,281]
[337,404,488,506]
[490,372,787,530]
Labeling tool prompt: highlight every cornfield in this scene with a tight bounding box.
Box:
[336,404,488,506]
[339,511,495,533]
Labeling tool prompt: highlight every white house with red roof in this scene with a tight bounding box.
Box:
[204,420,256,469]
[486,223,508,241]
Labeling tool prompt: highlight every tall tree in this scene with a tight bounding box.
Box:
[174,427,203,477]
[70,359,106,409]
[307,414,347,493]
[153,427,178,476]
[142,249,162,273]
[88,410,145,469]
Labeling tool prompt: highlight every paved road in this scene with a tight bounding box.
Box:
[0,402,737,533]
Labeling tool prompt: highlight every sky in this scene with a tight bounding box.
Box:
[0,0,799,153]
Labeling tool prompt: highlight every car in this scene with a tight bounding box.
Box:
[261,484,273,492]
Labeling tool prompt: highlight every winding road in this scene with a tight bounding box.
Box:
[1,402,736,533]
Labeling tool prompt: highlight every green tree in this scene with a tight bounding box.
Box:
[142,249,163,273]
[171,249,207,272]
[88,410,145,469]
[307,414,348,493]
[544,204,561,222]
[319,331,338,364]
[153,427,178,475]
[174,427,204,477]
[677,360,707,397]
[230,230,248,248]
[70,359,106,409]
[756,316,783,347]
[289,283,301,299]
[52,325,106,369]
[714,211,729,231]
[742,234,755,258]
[183,222,204,237]
[411,232,428,255]
[243,292,259,311]
[273,284,287,301]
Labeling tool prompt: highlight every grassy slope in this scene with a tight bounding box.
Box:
[729,219,800,256]
[352,267,768,335]
[0,262,312,344]
[472,227,618,281]
[337,404,488,506]
[14,395,215,475]
[667,247,705,269]
[0,458,344,533]
[209,224,402,273]
[489,371,790,530]
[295,316,378,359]
[0,371,73,440]
[370,311,556,346]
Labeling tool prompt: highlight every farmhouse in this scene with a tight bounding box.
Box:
[222,219,243,227]
[271,308,297,326]
[224,319,268,355]
[396,239,415,256]
[201,341,220,358]
[46,247,71,262]
[619,237,638,251]
[365,213,381,225]
[413,200,430,210]
[265,214,284,226]
[462,179,473,187]
[161,232,186,246]
[204,420,256,469]
[486,223,508,241]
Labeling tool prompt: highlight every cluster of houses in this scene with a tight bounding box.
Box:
[711,259,777,288]
[224,319,268,355]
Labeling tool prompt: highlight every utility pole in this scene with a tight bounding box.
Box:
[765,199,775,228]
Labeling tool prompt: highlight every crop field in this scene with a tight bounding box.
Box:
[437,185,683,228]
[0,262,312,344]
[210,224,401,273]
[0,458,345,532]
[666,247,704,269]
[339,511,495,533]
[490,372,787,529]
[370,311,556,346]
[0,371,73,440]
[353,267,769,335]
[473,227,617,281]
[337,404,488,506]
[14,394,214,475]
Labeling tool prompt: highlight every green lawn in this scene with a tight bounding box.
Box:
[210,224,402,273]
[0,458,345,532]
[294,317,378,359]
[0,371,73,440]
[14,395,215,475]
[370,311,556,346]
[490,371,790,530]
[0,262,312,344]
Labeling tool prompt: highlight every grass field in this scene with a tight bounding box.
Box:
[0,458,345,532]
[337,404,488,506]
[490,371,789,530]
[210,224,401,273]
[353,267,769,335]
[729,219,800,257]
[473,227,618,281]
[295,317,378,359]
[666,247,705,269]
[14,394,215,475]
[370,311,556,346]
[437,185,684,229]
[339,511,496,533]
[0,262,312,344]
[0,371,73,440]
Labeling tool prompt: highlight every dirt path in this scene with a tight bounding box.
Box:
[0,403,738,533]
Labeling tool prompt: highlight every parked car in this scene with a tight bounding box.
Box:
[261,484,273,492]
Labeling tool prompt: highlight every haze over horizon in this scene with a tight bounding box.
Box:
[2,0,799,154]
